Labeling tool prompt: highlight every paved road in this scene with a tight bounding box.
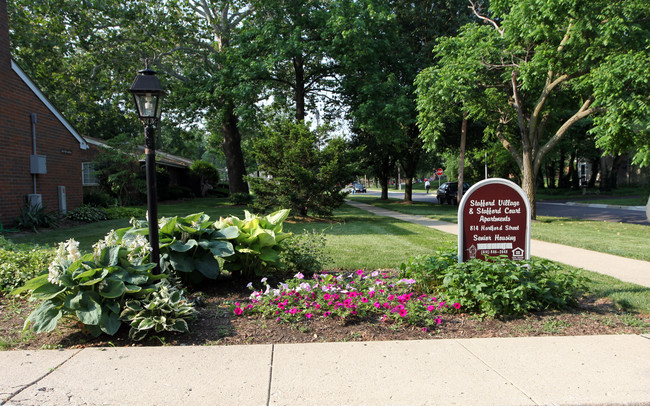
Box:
[357,189,649,225]
[537,201,649,225]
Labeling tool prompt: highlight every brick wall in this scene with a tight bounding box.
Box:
[0,0,92,225]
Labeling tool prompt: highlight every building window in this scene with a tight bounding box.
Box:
[82,162,99,186]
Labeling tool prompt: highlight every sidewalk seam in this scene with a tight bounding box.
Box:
[2,349,83,405]
[266,344,275,406]
[454,340,539,406]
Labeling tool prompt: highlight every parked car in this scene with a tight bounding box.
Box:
[352,182,366,193]
[436,182,470,205]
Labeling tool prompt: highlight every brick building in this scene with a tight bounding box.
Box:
[0,0,94,225]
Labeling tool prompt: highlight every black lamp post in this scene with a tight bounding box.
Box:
[129,66,166,273]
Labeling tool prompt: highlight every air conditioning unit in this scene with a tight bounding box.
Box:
[27,194,42,209]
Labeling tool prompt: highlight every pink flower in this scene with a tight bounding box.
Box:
[422,327,428,332]
[289,308,298,315]
[361,297,369,303]
[374,301,381,309]
[453,302,461,310]
[427,305,435,312]
[324,311,331,317]
[399,308,408,317]
[305,313,313,319]
[356,269,364,276]
[234,307,243,315]
[436,317,442,324]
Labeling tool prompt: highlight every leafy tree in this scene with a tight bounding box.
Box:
[164,0,259,195]
[190,160,221,197]
[248,0,339,123]
[8,0,190,142]
[249,119,359,217]
[416,0,650,217]
[333,0,471,201]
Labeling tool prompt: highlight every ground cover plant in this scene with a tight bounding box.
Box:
[400,250,586,317]
[1,198,649,350]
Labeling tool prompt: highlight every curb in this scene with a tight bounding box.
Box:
[561,201,646,212]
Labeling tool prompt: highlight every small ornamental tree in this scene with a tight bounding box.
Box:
[190,160,221,197]
[249,119,359,217]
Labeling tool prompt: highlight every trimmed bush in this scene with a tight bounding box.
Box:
[104,207,146,220]
[66,205,108,223]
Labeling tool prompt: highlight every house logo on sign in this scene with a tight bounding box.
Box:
[468,245,477,259]
[512,247,525,260]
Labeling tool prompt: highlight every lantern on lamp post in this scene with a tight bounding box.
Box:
[129,66,166,273]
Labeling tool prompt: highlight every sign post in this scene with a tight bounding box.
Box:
[436,168,443,188]
[458,178,531,262]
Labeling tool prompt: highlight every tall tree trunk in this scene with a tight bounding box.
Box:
[403,176,413,202]
[222,104,249,194]
[522,148,537,219]
[401,125,422,203]
[588,157,599,188]
[294,55,306,122]
[378,155,392,200]
[457,114,467,203]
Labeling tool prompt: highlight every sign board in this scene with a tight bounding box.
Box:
[458,178,531,262]
[436,168,444,176]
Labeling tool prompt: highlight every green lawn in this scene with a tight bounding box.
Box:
[537,186,649,206]
[283,205,455,270]
[347,194,650,261]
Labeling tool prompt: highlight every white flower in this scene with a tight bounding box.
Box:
[47,263,63,286]
[261,277,268,284]
[64,239,81,261]
[299,282,311,291]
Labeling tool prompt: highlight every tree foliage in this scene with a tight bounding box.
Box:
[416,0,650,216]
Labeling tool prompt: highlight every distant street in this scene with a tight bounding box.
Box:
[356,189,649,226]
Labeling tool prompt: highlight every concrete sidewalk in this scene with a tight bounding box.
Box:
[3,335,650,405]
[345,200,650,288]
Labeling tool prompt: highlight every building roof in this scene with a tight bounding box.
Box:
[11,60,89,150]
[84,136,194,169]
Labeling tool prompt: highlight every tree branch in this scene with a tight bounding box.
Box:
[469,0,504,36]
[510,70,529,145]
[495,121,523,170]
[535,97,606,171]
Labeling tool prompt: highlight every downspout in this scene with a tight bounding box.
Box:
[31,113,37,194]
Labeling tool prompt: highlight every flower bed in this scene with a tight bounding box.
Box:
[235,270,461,331]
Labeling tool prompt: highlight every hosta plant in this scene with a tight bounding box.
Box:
[122,213,239,285]
[214,209,292,279]
[12,238,165,337]
[120,282,198,341]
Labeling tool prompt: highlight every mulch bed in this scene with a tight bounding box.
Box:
[2,277,648,350]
